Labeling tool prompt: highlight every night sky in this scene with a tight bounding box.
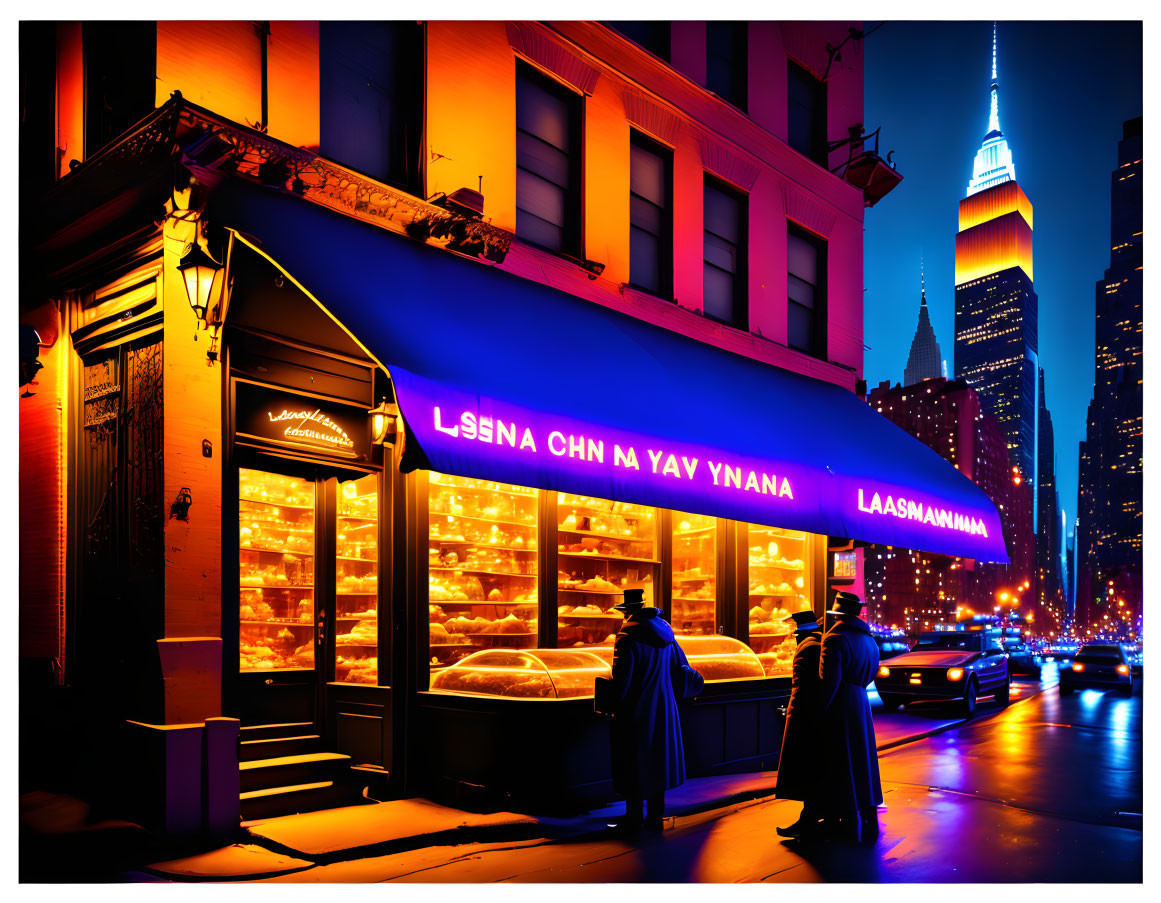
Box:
[863,20,1142,540]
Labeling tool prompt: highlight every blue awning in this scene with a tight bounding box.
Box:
[212,181,1008,563]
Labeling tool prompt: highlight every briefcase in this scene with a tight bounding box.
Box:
[593,676,615,716]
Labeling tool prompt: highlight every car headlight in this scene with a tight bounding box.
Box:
[1116,664,1129,675]
[878,666,890,678]
[1072,663,1085,672]
[947,668,964,681]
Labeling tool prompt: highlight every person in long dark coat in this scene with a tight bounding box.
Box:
[817,591,883,842]
[775,610,824,837]
[608,589,704,832]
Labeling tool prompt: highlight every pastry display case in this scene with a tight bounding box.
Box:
[557,493,656,647]
[239,468,317,671]
[675,636,766,681]
[428,473,539,668]
[670,512,717,636]
[430,648,611,699]
[746,524,815,676]
[335,473,380,684]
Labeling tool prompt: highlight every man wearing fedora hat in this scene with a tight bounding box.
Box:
[606,588,703,833]
[774,609,826,839]
[816,590,883,842]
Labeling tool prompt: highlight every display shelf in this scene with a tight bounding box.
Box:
[429,533,536,547]
[431,481,538,501]
[337,555,377,564]
[672,595,715,603]
[240,619,314,627]
[240,583,314,590]
[558,612,623,620]
[431,512,537,530]
[674,525,716,537]
[335,614,377,620]
[557,528,652,542]
[558,587,623,595]
[673,575,711,583]
[336,641,379,648]
[558,502,654,518]
[557,551,660,565]
[749,562,805,572]
[336,591,378,597]
[240,498,314,512]
[338,514,376,522]
[429,566,535,578]
[241,546,314,558]
[431,600,538,608]
[749,591,795,598]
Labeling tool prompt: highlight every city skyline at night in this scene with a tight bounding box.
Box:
[864,20,1143,539]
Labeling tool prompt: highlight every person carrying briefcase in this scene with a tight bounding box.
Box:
[595,588,703,833]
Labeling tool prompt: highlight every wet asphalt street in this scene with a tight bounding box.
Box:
[250,663,1143,883]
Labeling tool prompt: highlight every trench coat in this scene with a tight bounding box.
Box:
[608,608,704,797]
[774,633,822,801]
[817,615,883,818]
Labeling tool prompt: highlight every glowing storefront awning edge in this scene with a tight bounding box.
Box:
[211,180,1009,563]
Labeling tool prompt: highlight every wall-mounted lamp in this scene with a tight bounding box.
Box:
[177,241,224,328]
[370,401,401,445]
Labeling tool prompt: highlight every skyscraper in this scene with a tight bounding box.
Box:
[954,24,1039,489]
[903,267,943,386]
[1035,367,1063,631]
[1075,117,1143,638]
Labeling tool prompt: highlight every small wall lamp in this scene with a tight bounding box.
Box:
[177,241,224,328]
[370,402,402,445]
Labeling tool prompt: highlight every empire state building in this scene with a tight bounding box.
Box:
[954,24,1038,489]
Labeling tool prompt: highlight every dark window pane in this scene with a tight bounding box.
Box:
[706,22,747,110]
[703,264,736,323]
[83,21,156,155]
[516,80,571,150]
[787,232,818,283]
[788,300,814,351]
[630,228,661,292]
[607,21,670,60]
[630,195,663,236]
[517,132,571,187]
[704,185,740,243]
[788,59,826,165]
[787,274,815,310]
[703,232,737,273]
[516,209,564,251]
[321,21,421,189]
[630,144,667,206]
[516,170,566,227]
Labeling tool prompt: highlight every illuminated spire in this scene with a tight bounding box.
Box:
[967,22,1016,197]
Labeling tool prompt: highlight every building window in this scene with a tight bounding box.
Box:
[320,21,423,192]
[706,22,747,111]
[787,223,826,357]
[787,59,827,166]
[703,176,746,329]
[606,21,670,61]
[82,21,156,156]
[516,60,583,256]
[629,132,673,298]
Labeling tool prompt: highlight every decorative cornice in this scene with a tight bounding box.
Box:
[620,89,681,145]
[696,134,761,192]
[782,183,838,238]
[506,22,601,94]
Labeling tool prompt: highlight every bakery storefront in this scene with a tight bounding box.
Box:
[213,180,1008,811]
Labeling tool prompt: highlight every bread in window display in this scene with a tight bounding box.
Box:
[429,622,453,643]
[480,614,529,634]
[429,604,449,624]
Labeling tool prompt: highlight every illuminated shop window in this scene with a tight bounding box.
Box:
[746,524,815,677]
[239,469,316,672]
[557,493,656,647]
[334,473,380,684]
[671,512,717,636]
[428,474,539,670]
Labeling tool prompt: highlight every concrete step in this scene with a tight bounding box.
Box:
[239,734,322,763]
[239,752,351,794]
[239,722,315,743]
[240,780,362,821]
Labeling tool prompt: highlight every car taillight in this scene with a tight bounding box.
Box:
[1117,664,1129,675]
[1072,663,1085,672]
[878,666,890,678]
[947,668,964,681]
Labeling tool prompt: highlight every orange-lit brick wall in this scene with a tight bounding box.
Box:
[266,21,320,151]
[55,23,83,177]
[156,21,263,129]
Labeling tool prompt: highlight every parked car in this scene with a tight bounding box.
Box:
[1002,638,1042,678]
[875,635,912,661]
[874,631,1010,716]
[1060,643,1134,696]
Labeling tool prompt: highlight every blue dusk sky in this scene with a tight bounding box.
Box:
[863,19,1142,539]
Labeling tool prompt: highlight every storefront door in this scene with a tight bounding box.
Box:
[231,456,385,732]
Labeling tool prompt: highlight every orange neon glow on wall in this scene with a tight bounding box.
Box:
[267,22,320,152]
[958,180,1033,232]
[954,211,1034,285]
[56,23,84,176]
[156,21,262,128]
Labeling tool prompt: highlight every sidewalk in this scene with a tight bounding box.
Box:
[127,692,1026,883]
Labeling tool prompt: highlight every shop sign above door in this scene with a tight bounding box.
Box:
[236,382,371,462]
